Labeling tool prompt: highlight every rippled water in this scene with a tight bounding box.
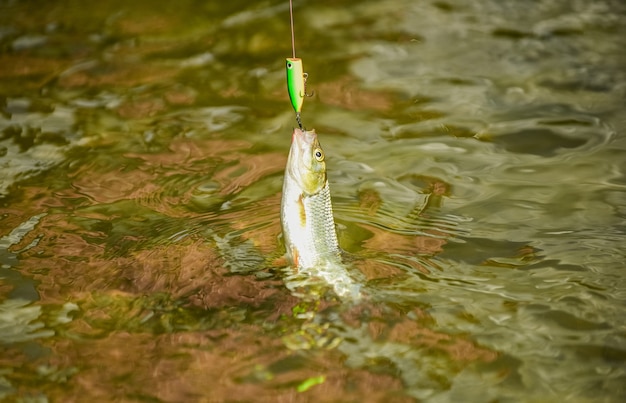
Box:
[1,0,625,401]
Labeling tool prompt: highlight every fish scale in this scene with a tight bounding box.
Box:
[299,180,341,267]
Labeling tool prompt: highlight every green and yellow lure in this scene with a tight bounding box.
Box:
[286,57,306,128]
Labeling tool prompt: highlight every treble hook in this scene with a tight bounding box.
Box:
[303,73,315,98]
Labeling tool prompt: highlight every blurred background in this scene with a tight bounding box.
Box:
[1,0,625,401]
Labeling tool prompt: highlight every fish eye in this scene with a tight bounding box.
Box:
[314,148,324,161]
[287,62,293,69]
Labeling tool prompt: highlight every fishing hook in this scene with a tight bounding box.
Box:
[303,73,315,97]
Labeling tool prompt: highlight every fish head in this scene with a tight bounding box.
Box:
[286,128,327,195]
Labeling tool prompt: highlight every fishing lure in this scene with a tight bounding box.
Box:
[286,57,306,128]
[286,0,312,129]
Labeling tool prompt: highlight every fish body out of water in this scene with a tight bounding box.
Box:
[280,128,360,299]
[281,128,340,268]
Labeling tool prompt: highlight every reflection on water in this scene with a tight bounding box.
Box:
[1,0,625,401]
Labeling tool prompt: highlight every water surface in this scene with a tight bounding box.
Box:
[1,0,625,401]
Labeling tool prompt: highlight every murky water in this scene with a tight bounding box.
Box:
[1,0,625,401]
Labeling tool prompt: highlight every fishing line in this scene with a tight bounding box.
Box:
[289,0,296,58]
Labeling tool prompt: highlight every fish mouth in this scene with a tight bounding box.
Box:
[292,127,317,147]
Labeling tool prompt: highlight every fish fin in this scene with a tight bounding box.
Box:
[298,193,306,227]
[291,246,300,268]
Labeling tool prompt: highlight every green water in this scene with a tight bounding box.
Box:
[1,0,625,401]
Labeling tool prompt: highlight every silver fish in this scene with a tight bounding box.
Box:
[280,128,361,299]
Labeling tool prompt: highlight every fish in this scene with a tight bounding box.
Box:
[281,128,340,267]
[280,128,361,299]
